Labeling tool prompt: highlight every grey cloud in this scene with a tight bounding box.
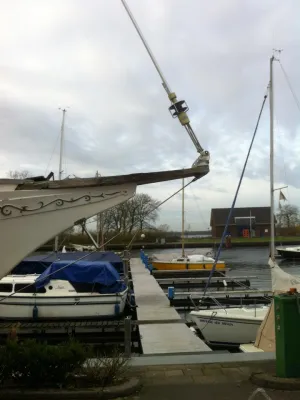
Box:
[0,0,300,229]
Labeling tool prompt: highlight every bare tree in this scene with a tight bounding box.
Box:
[7,170,30,179]
[91,193,160,235]
[131,193,160,231]
[157,224,170,232]
[277,204,300,228]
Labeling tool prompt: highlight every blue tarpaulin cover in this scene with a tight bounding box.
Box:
[12,251,124,275]
[35,260,126,294]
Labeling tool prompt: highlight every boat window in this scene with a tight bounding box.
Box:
[176,258,185,262]
[14,284,46,294]
[0,283,13,292]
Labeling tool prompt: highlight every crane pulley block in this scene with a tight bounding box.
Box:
[169,100,189,119]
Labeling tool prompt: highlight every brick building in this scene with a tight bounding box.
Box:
[210,207,274,238]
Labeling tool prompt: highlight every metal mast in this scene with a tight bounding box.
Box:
[269,50,282,260]
[181,177,185,257]
[269,55,275,260]
[95,170,104,249]
[54,108,67,252]
[58,108,67,180]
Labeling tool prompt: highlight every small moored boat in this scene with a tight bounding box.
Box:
[151,254,226,271]
[189,305,268,345]
[0,260,128,320]
[276,246,300,260]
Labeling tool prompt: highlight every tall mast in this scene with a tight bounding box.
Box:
[269,55,275,260]
[120,0,210,167]
[54,108,67,252]
[58,108,67,180]
[95,170,104,250]
[96,171,100,246]
[181,177,185,257]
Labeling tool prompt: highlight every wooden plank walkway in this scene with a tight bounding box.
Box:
[130,258,211,354]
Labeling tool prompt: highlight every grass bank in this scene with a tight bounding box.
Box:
[37,236,300,252]
[184,236,300,244]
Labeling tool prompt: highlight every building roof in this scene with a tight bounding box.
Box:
[210,207,272,226]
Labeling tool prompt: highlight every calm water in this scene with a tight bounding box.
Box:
[132,246,300,291]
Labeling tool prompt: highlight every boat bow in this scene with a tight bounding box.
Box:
[0,164,209,279]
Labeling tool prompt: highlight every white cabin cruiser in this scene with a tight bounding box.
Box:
[276,245,300,260]
[190,305,269,345]
[0,260,128,320]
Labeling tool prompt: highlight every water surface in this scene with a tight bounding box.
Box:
[133,246,300,291]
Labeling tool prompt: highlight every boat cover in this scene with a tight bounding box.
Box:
[255,258,300,352]
[12,251,124,274]
[35,260,126,294]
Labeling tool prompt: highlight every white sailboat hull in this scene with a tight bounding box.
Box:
[0,290,128,320]
[0,165,209,280]
[190,307,268,345]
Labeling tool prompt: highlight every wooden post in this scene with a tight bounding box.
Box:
[124,316,131,358]
[123,249,130,287]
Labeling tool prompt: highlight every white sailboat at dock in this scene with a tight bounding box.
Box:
[0,260,128,320]
[190,52,300,346]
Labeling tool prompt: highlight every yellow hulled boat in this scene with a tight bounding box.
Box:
[151,254,226,271]
[149,176,226,272]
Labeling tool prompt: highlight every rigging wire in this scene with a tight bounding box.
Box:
[202,87,269,298]
[274,115,290,204]
[188,185,209,229]
[193,268,273,304]
[277,60,300,203]
[279,61,300,114]
[44,131,60,178]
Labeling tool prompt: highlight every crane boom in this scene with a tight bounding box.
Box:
[120,0,210,168]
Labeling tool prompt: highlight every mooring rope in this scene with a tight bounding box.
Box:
[248,388,273,400]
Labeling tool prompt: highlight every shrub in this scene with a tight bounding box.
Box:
[0,339,89,388]
[81,348,129,387]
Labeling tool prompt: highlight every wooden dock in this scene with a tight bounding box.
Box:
[130,258,211,354]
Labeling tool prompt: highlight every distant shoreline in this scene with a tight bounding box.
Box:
[37,238,300,252]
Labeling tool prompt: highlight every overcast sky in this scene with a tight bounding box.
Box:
[1,0,300,231]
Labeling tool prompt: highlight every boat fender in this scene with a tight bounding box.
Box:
[168,286,175,300]
[147,263,153,272]
[114,304,120,315]
[129,292,136,307]
[33,305,39,320]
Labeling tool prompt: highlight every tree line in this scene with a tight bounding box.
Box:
[276,204,300,228]
[92,193,161,235]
